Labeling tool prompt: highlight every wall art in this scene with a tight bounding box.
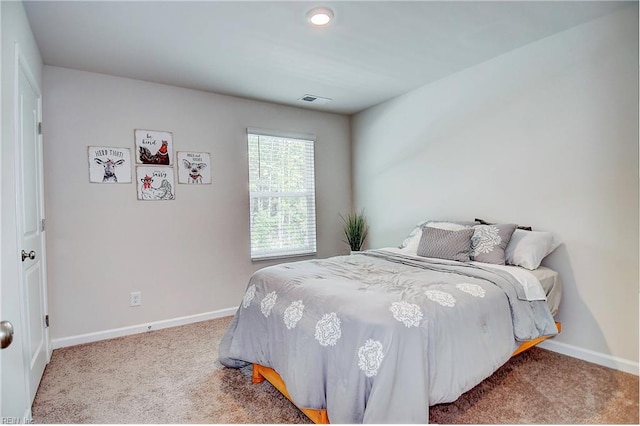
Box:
[134,129,173,165]
[136,166,175,201]
[177,151,211,184]
[88,146,132,183]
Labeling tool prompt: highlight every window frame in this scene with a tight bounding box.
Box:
[247,128,318,261]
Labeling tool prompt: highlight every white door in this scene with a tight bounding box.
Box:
[0,47,49,418]
[17,53,48,405]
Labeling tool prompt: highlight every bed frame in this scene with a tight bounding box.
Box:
[251,321,561,424]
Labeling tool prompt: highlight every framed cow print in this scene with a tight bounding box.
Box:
[88,146,132,183]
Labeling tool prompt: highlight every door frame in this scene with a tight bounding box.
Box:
[13,41,50,405]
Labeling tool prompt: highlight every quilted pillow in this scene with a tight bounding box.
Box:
[417,226,474,262]
[399,220,477,253]
[470,223,517,265]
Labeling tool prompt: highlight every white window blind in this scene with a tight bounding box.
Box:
[248,131,317,260]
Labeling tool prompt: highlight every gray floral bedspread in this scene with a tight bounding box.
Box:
[218,250,557,423]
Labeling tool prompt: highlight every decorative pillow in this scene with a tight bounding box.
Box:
[399,220,477,253]
[417,227,474,262]
[470,224,517,265]
[475,218,532,232]
[403,221,472,254]
[505,229,561,270]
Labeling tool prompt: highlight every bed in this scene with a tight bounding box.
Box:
[219,223,562,423]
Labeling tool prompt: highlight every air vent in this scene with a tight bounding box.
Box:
[298,94,332,105]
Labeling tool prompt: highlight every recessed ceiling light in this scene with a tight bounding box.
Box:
[307,7,334,26]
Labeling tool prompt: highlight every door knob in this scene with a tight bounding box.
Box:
[21,250,36,261]
[0,321,14,349]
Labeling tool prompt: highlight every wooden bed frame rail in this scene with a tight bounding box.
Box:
[512,321,561,356]
[252,364,329,424]
[251,321,562,424]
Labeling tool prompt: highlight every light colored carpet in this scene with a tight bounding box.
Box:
[32,316,639,424]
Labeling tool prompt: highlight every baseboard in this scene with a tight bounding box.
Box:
[538,339,639,376]
[50,308,639,376]
[51,307,238,349]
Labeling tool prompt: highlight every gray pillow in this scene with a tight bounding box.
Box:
[399,220,479,249]
[470,224,517,265]
[417,227,474,262]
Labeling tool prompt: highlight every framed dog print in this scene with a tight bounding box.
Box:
[134,129,173,165]
[177,152,211,184]
[88,146,132,183]
[136,166,175,201]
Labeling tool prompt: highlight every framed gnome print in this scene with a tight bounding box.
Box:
[134,129,173,165]
[177,152,211,184]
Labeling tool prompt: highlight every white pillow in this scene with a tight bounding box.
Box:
[505,229,561,270]
[402,231,422,255]
[401,221,470,255]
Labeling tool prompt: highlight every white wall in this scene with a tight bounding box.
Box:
[43,67,351,342]
[1,0,44,416]
[352,7,638,370]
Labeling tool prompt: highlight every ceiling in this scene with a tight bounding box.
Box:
[23,1,629,115]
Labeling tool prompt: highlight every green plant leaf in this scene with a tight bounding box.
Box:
[340,210,369,251]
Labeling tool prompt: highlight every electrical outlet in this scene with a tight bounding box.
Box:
[130,291,141,307]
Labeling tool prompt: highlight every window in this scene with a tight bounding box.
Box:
[247,129,317,260]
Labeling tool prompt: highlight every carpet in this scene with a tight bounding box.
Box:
[32,316,639,424]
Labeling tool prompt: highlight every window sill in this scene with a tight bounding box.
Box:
[251,252,317,262]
